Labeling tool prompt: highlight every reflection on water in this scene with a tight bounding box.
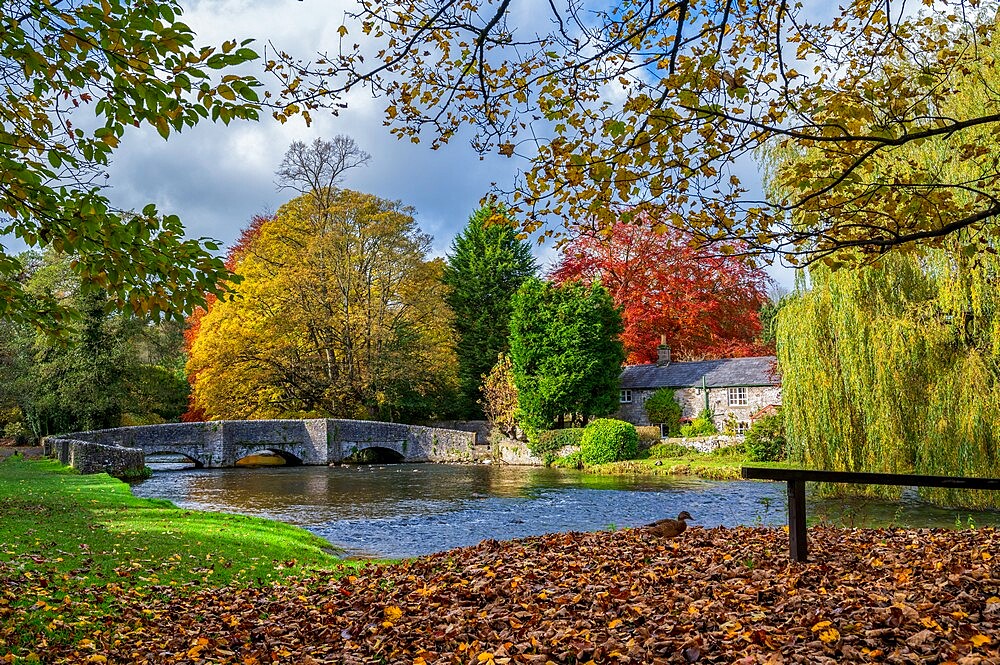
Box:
[130,464,1000,559]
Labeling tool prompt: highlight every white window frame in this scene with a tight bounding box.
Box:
[620,389,633,404]
[736,421,750,435]
[727,387,748,406]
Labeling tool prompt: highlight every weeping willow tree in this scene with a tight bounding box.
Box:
[771,11,1000,508]
[778,253,1000,507]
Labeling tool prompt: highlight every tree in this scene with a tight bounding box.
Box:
[443,205,537,417]
[0,252,189,437]
[186,190,459,422]
[275,136,371,213]
[1,0,263,329]
[644,388,682,436]
[508,278,624,438]
[480,353,519,438]
[778,251,1000,509]
[552,223,770,363]
[270,2,1000,263]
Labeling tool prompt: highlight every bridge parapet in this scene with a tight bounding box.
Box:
[46,419,480,472]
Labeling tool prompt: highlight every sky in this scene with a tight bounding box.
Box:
[100,0,795,289]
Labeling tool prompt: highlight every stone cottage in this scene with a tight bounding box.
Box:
[616,345,781,435]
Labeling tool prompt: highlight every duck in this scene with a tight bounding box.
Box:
[645,511,693,538]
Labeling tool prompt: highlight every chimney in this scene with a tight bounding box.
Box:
[657,334,671,366]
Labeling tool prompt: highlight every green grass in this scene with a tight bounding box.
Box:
[0,456,368,657]
[571,442,796,480]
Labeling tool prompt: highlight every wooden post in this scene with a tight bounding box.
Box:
[787,479,808,562]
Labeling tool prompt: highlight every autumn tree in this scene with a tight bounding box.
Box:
[509,278,624,438]
[1,0,262,329]
[778,252,1000,509]
[773,33,1000,508]
[552,223,770,364]
[269,1,1000,264]
[443,205,537,417]
[186,190,459,422]
[480,353,519,438]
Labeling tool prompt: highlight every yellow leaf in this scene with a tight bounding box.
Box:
[338,25,348,37]
[608,618,622,629]
[811,620,832,632]
[478,654,495,663]
[971,634,992,647]
[87,657,107,664]
[384,605,403,622]
[819,628,840,643]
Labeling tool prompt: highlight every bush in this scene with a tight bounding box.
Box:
[2,421,33,446]
[647,441,696,459]
[709,441,747,459]
[679,408,718,437]
[635,425,662,447]
[529,427,585,464]
[551,450,584,469]
[744,413,787,462]
[644,388,682,436]
[580,418,639,465]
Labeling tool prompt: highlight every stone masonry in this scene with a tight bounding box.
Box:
[45,419,483,473]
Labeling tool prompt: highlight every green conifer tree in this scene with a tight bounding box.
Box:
[442,206,538,418]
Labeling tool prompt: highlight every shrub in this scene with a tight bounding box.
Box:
[710,441,747,459]
[647,441,696,459]
[3,421,34,446]
[744,413,787,462]
[529,427,585,464]
[580,418,639,465]
[680,408,718,437]
[551,450,584,469]
[635,425,662,447]
[644,388,682,436]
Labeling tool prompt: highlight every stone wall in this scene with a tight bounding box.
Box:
[45,436,145,477]
[431,420,491,445]
[618,385,781,432]
[47,419,482,471]
[490,436,546,466]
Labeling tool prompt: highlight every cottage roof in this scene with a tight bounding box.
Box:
[620,356,779,390]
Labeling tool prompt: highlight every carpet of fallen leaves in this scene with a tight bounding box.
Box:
[5,526,1000,664]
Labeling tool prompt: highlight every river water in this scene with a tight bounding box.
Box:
[130,463,1000,559]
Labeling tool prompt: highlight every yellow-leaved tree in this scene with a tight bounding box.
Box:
[186,189,458,421]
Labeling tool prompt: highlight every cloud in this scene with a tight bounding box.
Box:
[7,0,797,292]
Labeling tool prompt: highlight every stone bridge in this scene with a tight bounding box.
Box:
[45,419,486,474]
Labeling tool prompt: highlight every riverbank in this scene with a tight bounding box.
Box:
[0,456,365,657]
[10,524,1000,663]
[569,440,794,480]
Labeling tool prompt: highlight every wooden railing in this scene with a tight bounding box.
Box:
[740,467,1000,562]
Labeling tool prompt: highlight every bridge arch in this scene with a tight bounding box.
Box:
[144,450,205,469]
[342,444,405,464]
[234,448,304,466]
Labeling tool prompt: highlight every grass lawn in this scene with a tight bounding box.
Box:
[576,440,795,480]
[0,456,365,658]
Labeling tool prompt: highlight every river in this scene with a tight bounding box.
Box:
[130,463,1000,559]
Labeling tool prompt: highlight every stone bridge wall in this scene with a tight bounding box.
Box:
[45,419,482,472]
[45,436,146,477]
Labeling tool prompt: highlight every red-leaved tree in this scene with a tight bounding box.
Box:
[182,213,272,421]
[551,223,772,365]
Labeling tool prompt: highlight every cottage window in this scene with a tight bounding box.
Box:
[727,387,748,406]
[620,389,632,404]
[736,421,750,435]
